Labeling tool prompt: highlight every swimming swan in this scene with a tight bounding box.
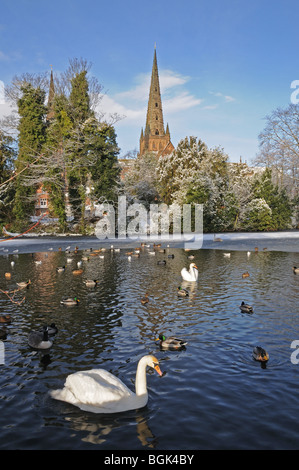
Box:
[181,263,198,282]
[50,354,163,413]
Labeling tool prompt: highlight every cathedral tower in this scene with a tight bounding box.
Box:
[139,47,174,157]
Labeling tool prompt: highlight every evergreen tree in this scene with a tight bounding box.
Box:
[0,132,16,226]
[65,71,93,231]
[13,84,47,226]
[42,94,73,231]
[252,168,292,230]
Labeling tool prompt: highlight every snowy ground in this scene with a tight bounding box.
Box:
[0,231,299,254]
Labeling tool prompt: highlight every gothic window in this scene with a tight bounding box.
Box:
[155,129,159,135]
[156,115,158,120]
[155,103,158,107]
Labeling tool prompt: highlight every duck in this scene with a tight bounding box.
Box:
[177,286,189,297]
[72,268,83,275]
[0,315,11,324]
[242,271,250,278]
[168,254,175,259]
[84,279,98,287]
[17,280,31,289]
[181,263,198,282]
[224,253,231,258]
[0,328,7,340]
[293,266,299,274]
[252,346,269,362]
[188,255,194,260]
[156,334,187,350]
[60,297,80,306]
[34,260,42,265]
[157,260,166,265]
[5,272,11,279]
[28,326,53,350]
[50,354,163,413]
[239,301,253,313]
[56,266,65,273]
[141,293,149,305]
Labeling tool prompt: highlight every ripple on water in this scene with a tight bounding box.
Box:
[1,247,299,449]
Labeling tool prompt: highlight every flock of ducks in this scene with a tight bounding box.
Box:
[4,242,298,413]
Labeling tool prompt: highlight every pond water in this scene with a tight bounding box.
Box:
[1,239,299,450]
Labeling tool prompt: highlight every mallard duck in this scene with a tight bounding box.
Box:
[28,326,53,350]
[72,269,83,275]
[141,293,149,305]
[84,279,98,287]
[157,260,166,265]
[156,334,187,350]
[177,286,189,297]
[50,355,163,413]
[17,280,31,288]
[239,301,253,313]
[56,266,65,273]
[168,254,175,259]
[0,315,11,323]
[252,346,269,362]
[60,297,80,306]
[293,266,299,274]
[181,263,198,282]
[242,271,250,278]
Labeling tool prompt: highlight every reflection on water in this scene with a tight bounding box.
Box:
[1,244,299,449]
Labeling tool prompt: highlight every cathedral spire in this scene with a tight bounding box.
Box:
[145,48,165,136]
[139,48,174,157]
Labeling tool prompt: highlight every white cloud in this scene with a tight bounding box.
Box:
[209,91,236,103]
[100,69,202,126]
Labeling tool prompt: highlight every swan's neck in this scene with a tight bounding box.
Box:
[135,357,148,396]
[191,267,197,280]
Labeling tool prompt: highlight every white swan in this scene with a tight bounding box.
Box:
[50,354,163,413]
[181,263,198,282]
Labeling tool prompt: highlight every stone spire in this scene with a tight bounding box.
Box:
[145,47,165,137]
[139,47,174,157]
[47,65,55,121]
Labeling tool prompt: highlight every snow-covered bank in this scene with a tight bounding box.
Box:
[0,231,299,254]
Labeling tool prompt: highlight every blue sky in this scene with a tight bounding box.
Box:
[0,0,298,164]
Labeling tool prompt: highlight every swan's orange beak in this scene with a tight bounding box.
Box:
[154,364,163,376]
[194,265,198,270]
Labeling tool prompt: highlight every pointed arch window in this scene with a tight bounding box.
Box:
[155,129,159,135]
